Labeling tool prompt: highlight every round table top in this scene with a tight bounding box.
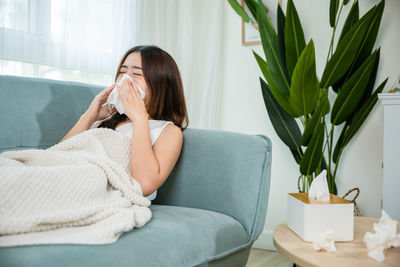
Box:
[273,217,400,267]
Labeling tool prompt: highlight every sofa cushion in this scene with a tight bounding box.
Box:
[0,205,249,267]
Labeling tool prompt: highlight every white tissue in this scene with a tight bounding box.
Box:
[106,74,145,115]
[312,230,336,252]
[308,170,330,202]
[363,210,400,262]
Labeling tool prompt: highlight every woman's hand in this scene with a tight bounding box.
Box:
[84,83,116,123]
[117,79,149,123]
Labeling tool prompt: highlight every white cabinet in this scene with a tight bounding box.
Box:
[378,93,400,219]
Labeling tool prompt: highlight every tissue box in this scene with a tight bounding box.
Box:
[287,193,354,242]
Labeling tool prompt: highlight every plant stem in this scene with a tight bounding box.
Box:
[322,121,330,155]
[324,0,347,193]
[333,146,344,184]
[304,114,310,126]
[321,89,330,156]
[325,0,345,64]
[327,126,335,193]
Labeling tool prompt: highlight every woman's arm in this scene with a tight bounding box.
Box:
[130,118,183,196]
[59,113,95,143]
[59,83,116,143]
[117,79,183,196]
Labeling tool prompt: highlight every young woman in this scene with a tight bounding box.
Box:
[59,45,189,201]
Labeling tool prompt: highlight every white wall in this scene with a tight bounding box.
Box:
[219,0,400,250]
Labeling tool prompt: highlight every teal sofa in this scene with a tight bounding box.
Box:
[0,75,272,267]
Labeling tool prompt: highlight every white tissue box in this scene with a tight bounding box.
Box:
[287,193,354,242]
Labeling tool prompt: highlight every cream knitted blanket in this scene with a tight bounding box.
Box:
[0,128,151,247]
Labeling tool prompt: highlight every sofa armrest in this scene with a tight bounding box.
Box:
[153,128,272,241]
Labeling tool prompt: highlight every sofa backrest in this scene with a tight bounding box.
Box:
[0,75,103,152]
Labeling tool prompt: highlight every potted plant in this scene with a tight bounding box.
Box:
[228,0,387,194]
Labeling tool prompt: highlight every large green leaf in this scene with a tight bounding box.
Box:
[336,49,380,123]
[301,96,329,146]
[333,49,383,162]
[288,40,319,117]
[342,78,387,146]
[257,0,290,96]
[227,0,250,22]
[344,0,351,5]
[284,0,306,78]
[253,51,295,115]
[332,0,360,93]
[352,0,384,71]
[320,6,376,88]
[338,0,359,43]
[277,3,286,74]
[330,0,339,27]
[260,78,302,151]
[357,48,381,108]
[300,120,325,176]
[331,51,377,125]
[244,0,258,19]
[333,1,383,93]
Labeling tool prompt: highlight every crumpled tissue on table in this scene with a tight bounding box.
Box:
[364,210,400,262]
[313,229,336,252]
[308,170,330,202]
[106,74,145,115]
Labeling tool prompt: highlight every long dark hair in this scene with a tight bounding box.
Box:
[98,45,189,130]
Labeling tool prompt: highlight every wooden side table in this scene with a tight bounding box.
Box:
[273,217,400,267]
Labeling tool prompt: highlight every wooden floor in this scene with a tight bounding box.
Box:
[246,248,292,267]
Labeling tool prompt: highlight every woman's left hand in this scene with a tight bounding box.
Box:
[117,79,149,122]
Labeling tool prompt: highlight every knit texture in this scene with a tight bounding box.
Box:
[0,128,151,247]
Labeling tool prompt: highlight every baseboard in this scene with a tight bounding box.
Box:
[252,228,276,251]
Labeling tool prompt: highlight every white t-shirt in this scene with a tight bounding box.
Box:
[92,119,173,201]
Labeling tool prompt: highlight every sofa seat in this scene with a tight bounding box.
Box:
[0,205,249,267]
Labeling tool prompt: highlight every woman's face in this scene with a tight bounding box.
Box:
[117,52,150,103]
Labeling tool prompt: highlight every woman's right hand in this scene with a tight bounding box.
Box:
[83,83,116,123]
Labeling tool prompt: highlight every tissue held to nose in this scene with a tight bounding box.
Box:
[106,74,145,115]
